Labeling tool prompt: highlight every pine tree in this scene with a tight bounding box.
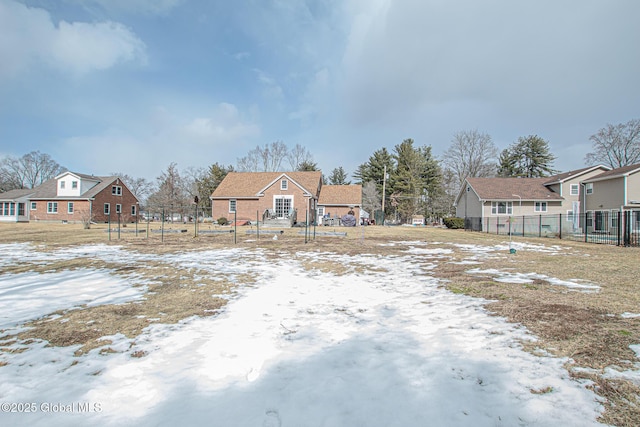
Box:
[498,135,556,177]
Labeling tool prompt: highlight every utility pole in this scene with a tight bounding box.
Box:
[381,164,387,221]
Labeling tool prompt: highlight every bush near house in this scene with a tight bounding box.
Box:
[217,217,229,226]
[443,217,464,229]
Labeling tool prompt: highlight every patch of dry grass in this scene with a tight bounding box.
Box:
[1,223,639,425]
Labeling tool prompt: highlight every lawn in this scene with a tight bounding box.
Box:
[0,222,638,426]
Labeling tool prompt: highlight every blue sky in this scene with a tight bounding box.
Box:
[1,0,639,181]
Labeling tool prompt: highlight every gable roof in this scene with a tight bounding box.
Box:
[211,171,322,198]
[318,185,362,206]
[25,175,135,200]
[543,165,610,185]
[464,177,564,202]
[582,163,640,183]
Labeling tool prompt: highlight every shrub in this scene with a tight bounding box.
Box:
[217,217,229,226]
[443,217,465,229]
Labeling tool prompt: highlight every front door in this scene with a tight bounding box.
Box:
[274,196,292,218]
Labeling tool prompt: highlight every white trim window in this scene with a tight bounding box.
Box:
[570,184,579,196]
[229,199,236,213]
[72,181,78,189]
[116,204,122,214]
[112,185,122,196]
[104,203,110,215]
[68,202,74,214]
[585,183,593,194]
[611,210,618,229]
[491,201,512,215]
[534,202,548,212]
[60,181,65,189]
[30,202,37,210]
[131,205,137,216]
[566,210,574,221]
[47,202,58,213]
[281,179,288,190]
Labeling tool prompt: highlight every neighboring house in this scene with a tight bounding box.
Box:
[0,172,139,223]
[211,171,323,225]
[317,184,362,225]
[456,177,565,232]
[581,163,640,233]
[453,165,614,233]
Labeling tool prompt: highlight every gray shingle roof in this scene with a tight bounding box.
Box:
[466,177,564,201]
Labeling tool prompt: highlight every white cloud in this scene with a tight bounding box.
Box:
[59,103,261,179]
[0,0,146,78]
[184,103,261,142]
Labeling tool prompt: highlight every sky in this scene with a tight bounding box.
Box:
[3,239,633,426]
[1,0,639,182]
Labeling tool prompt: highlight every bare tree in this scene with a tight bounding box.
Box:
[0,151,65,190]
[361,181,381,215]
[441,130,497,188]
[287,144,313,170]
[585,119,640,168]
[237,141,290,172]
[147,163,188,220]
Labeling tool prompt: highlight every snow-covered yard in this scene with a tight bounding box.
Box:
[0,241,617,426]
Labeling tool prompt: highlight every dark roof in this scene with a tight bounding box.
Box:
[466,177,564,201]
[27,175,126,200]
[543,165,610,185]
[318,185,362,206]
[0,188,36,200]
[583,163,640,183]
[212,172,323,198]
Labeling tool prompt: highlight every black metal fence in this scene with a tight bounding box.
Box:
[465,211,640,247]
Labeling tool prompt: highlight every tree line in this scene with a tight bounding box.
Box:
[1,118,638,222]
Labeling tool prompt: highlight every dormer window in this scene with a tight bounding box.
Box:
[112,185,122,196]
[281,179,288,190]
[72,181,78,189]
[60,181,65,189]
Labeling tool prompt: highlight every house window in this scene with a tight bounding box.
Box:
[611,210,618,229]
[534,202,548,212]
[491,201,512,215]
[72,181,78,189]
[570,184,579,196]
[566,210,574,221]
[131,205,137,216]
[318,206,325,217]
[47,202,58,213]
[104,203,110,215]
[281,179,288,190]
[1,203,7,216]
[68,202,74,214]
[112,185,122,196]
[116,204,122,214]
[18,203,25,216]
[60,181,65,189]
[229,200,236,213]
[31,202,37,210]
[585,183,593,194]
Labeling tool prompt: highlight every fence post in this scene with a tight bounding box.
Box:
[584,212,588,243]
[234,210,237,244]
[256,210,260,240]
[497,217,500,235]
[559,213,562,239]
[161,208,165,243]
[539,215,542,237]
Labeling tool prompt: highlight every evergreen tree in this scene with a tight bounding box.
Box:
[497,135,556,177]
[328,167,350,185]
[390,139,442,222]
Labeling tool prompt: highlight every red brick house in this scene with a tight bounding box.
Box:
[211,171,324,225]
[0,172,139,223]
[317,184,362,225]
